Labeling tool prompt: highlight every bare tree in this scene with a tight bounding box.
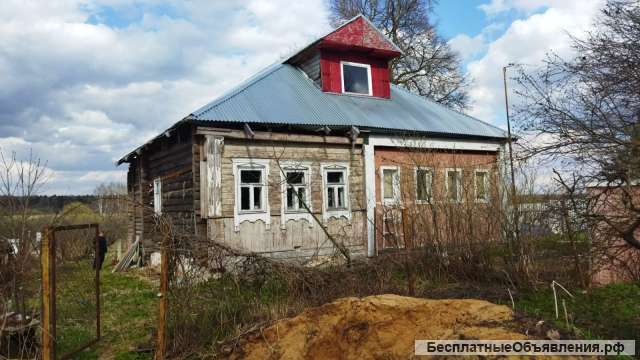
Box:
[330,0,470,110]
[0,148,49,321]
[514,0,640,250]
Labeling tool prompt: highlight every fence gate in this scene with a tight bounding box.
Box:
[41,224,101,360]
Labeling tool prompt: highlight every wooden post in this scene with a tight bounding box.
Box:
[95,225,101,341]
[41,226,55,360]
[156,234,168,359]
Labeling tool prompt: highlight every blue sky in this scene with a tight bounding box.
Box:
[436,1,493,40]
[0,0,605,194]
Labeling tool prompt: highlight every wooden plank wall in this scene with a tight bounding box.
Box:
[127,125,196,252]
[201,139,367,256]
[126,161,143,249]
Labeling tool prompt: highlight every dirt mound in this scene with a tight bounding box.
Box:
[227,294,532,360]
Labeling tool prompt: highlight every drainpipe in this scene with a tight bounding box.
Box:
[363,136,376,257]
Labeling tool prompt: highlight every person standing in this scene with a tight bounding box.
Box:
[94,231,108,270]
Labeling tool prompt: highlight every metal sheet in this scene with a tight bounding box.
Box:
[191,64,507,139]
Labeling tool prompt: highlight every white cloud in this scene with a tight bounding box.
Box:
[479,0,511,15]
[478,0,584,16]
[448,33,486,62]
[467,0,605,124]
[0,0,331,194]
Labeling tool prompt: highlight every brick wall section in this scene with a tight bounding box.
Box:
[373,147,501,250]
[588,186,640,285]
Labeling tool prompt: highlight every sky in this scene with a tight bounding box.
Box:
[0,0,606,195]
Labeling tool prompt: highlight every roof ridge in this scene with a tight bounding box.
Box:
[283,14,401,64]
[191,62,284,118]
[391,84,507,135]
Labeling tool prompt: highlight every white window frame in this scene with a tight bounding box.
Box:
[474,169,490,203]
[153,177,162,215]
[340,61,373,96]
[321,162,351,222]
[380,165,401,206]
[279,161,313,229]
[445,168,463,203]
[232,158,271,231]
[415,166,434,204]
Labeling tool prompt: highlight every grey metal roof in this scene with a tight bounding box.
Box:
[190,63,507,139]
[116,63,507,165]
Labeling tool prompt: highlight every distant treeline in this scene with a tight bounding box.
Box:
[0,195,97,213]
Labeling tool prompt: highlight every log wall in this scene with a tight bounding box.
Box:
[197,138,367,258]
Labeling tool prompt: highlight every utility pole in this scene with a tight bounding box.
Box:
[503,64,520,244]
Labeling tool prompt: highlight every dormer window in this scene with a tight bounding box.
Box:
[341,61,372,96]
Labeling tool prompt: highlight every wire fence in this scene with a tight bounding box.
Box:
[41,224,100,360]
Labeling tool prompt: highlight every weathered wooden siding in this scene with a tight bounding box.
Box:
[127,125,196,252]
[202,139,367,257]
[126,160,143,250]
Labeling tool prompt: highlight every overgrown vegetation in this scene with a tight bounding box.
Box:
[517,282,640,340]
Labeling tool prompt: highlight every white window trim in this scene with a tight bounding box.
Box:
[474,169,490,203]
[232,158,271,231]
[279,161,313,229]
[414,166,434,204]
[321,162,351,223]
[445,168,463,203]
[380,165,401,206]
[153,177,162,215]
[340,61,373,96]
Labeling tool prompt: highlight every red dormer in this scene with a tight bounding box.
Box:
[287,15,401,99]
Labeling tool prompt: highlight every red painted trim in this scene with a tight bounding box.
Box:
[320,50,391,98]
[323,16,399,55]
[318,41,401,59]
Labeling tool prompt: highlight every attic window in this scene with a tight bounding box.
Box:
[341,61,372,96]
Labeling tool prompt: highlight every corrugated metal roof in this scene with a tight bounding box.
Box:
[191,63,507,139]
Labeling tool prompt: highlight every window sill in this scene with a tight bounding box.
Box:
[239,209,267,214]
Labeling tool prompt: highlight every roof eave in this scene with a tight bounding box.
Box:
[115,117,193,165]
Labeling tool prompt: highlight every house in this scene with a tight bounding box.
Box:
[117,15,509,260]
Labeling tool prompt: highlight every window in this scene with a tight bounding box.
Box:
[380,166,400,205]
[153,178,162,215]
[232,159,271,231]
[341,61,372,96]
[239,170,264,211]
[327,171,346,209]
[321,163,351,222]
[285,171,308,211]
[475,170,489,202]
[415,167,433,203]
[280,162,313,228]
[446,169,463,203]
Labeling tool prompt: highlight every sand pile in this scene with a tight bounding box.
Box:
[226,294,533,360]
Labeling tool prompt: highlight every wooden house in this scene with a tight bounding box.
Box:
[117,15,509,260]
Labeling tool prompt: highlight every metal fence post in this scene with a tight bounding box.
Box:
[41,226,55,360]
[156,234,168,359]
[95,225,101,341]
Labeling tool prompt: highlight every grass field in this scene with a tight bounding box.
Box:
[54,253,158,360]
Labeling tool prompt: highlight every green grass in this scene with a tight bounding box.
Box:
[517,282,640,340]
[54,251,158,359]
